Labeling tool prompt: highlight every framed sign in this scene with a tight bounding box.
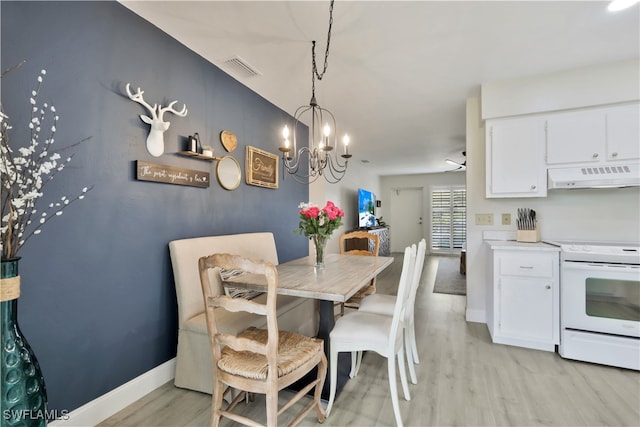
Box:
[136,160,210,188]
[245,146,279,189]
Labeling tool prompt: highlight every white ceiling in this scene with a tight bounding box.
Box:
[119,0,639,176]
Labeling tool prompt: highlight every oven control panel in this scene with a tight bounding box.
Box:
[546,240,640,264]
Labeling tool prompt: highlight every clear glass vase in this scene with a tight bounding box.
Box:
[1,258,48,427]
[312,235,327,268]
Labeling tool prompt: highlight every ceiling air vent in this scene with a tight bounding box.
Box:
[222,56,261,78]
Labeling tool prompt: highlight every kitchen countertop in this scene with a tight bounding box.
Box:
[485,240,560,252]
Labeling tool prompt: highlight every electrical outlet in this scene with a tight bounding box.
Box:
[502,213,511,225]
[475,213,494,225]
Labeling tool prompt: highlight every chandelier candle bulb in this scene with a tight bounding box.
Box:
[323,123,332,149]
[343,134,351,157]
[279,125,292,153]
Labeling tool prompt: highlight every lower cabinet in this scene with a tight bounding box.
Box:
[487,242,560,351]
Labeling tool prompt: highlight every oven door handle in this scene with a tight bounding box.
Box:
[562,260,639,272]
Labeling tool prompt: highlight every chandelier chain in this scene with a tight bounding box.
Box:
[311,0,334,86]
[280,0,350,184]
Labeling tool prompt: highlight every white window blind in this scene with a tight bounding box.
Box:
[431,187,466,251]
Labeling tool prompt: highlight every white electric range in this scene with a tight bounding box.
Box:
[546,240,640,370]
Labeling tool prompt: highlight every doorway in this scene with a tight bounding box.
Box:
[389,187,424,252]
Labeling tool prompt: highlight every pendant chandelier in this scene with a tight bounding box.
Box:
[279,0,351,184]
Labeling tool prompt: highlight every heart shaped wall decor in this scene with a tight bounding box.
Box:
[220,130,238,152]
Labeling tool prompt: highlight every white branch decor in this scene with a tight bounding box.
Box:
[0,68,92,260]
[125,83,188,157]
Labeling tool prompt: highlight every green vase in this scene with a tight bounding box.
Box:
[1,258,48,427]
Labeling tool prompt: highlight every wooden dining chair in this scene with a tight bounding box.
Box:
[337,230,381,317]
[326,245,416,427]
[198,253,327,427]
[355,239,427,384]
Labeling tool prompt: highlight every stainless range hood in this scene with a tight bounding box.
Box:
[547,164,640,189]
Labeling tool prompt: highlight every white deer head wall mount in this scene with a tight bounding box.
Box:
[126,83,188,157]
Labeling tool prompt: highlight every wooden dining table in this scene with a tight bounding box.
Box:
[225,252,394,398]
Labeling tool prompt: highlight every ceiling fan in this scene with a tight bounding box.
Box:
[445,151,466,171]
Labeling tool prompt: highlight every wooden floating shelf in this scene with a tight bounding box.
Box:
[177,151,221,161]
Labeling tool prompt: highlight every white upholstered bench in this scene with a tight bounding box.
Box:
[169,232,317,394]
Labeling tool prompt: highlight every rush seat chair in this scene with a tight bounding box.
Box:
[198,253,327,427]
[337,230,381,316]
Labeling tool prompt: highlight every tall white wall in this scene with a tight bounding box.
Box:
[465,97,490,323]
[466,95,640,324]
[309,161,381,254]
[481,59,640,119]
[379,172,466,252]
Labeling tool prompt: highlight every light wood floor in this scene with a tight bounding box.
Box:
[99,254,640,427]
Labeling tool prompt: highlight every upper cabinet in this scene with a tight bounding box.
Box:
[545,103,639,165]
[485,102,639,198]
[545,109,605,164]
[486,116,547,198]
[482,61,639,198]
[606,103,640,162]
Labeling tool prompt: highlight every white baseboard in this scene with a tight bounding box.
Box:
[49,358,176,427]
[466,308,486,323]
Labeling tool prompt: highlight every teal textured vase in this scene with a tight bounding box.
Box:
[1,258,47,427]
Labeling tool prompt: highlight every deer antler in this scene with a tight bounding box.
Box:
[159,100,188,118]
[125,82,189,157]
[125,83,158,119]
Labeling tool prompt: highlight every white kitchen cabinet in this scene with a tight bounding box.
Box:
[545,103,640,165]
[485,102,639,198]
[486,116,547,198]
[545,109,605,165]
[606,103,640,161]
[487,241,560,352]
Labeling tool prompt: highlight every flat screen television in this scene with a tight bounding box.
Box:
[358,188,376,228]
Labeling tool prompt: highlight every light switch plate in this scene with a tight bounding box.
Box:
[475,213,494,225]
[502,213,511,225]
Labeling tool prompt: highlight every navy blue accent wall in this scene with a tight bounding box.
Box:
[1,1,309,412]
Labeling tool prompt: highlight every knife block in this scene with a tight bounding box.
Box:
[517,228,540,243]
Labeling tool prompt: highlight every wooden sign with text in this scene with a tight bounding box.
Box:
[245,146,279,189]
[136,160,210,188]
